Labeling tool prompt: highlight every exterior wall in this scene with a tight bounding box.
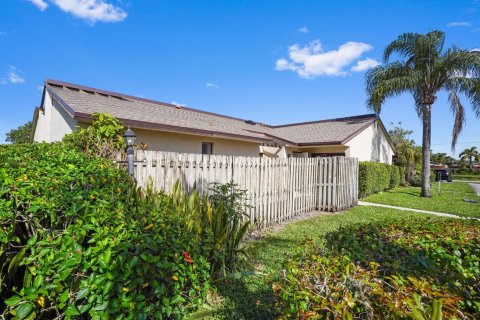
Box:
[33,92,77,142]
[345,121,394,164]
[287,145,349,157]
[132,128,261,157]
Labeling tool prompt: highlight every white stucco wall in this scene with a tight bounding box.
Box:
[132,128,261,156]
[33,92,77,142]
[345,121,394,164]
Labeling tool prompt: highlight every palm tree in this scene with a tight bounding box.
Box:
[459,146,480,166]
[366,31,480,197]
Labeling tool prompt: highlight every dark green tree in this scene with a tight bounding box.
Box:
[459,146,479,166]
[366,31,480,197]
[5,121,32,144]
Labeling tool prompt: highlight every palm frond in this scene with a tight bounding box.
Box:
[448,91,465,151]
[384,32,418,62]
[445,77,480,118]
[365,62,419,113]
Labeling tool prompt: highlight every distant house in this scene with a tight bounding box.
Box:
[32,79,396,164]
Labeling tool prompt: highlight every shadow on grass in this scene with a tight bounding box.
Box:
[207,237,300,319]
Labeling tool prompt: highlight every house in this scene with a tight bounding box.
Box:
[32,79,396,164]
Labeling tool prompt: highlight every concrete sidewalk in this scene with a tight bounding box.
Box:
[358,201,479,220]
[469,183,480,196]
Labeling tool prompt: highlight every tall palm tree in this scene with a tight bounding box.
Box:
[366,31,480,197]
[459,146,479,166]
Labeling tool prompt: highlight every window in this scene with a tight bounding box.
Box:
[202,142,213,155]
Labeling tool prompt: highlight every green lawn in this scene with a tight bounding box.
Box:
[363,182,480,218]
[452,174,480,181]
[190,206,443,319]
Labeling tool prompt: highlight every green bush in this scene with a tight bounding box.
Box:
[0,144,210,319]
[358,162,403,198]
[273,218,480,319]
[171,180,251,278]
[409,174,422,186]
[62,112,125,159]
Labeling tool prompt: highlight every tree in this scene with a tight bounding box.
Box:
[366,31,480,197]
[388,122,420,180]
[5,121,33,144]
[459,146,479,166]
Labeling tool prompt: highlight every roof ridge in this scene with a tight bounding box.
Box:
[271,113,378,128]
[44,78,270,126]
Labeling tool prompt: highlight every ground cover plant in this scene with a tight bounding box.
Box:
[363,182,480,218]
[192,207,443,319]
[273,218,480,319]
[0,143,211,319]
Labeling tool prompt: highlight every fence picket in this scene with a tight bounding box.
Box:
[126,151,358,227]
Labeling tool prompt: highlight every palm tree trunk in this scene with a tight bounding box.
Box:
[421,105,432,197]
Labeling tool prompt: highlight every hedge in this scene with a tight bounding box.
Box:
[0,143,210,319]
[359,162,404,198]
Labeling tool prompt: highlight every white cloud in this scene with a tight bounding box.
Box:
[27,0,127,23]
[351,57,380,72]
[206,82,220,89]
[275,39,375,78]
[1,66,26,84]
[447,21,471,27]
[37,85,44,90]
[471,48,480,52]
[28,0,49,11]
[51,0,127,23]
[298,26,309,33]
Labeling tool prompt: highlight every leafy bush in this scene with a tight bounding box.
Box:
[358,162,403,198]
[273,218,480,319]
[0,144,210,319]
[171,181,251,278]
[409,174,422,186]
[62,112,125,159]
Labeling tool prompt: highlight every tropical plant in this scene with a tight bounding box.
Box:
[171,180,251,278]
[459,146,480,166]
[388,122,421,179]
[0,144,211,319]
[274,218,480,319]
[62,112,125,159]
[366,30,480,197]
[5,121,32,144]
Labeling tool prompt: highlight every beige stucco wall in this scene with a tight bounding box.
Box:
[345,121,394,164]
[132,128,262,156]
[33,92,77,142]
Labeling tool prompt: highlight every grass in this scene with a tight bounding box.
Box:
[452,174,480,181]
[190,206,440,319]
[363,182,480,218]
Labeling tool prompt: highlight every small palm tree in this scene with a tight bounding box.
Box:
[366,31,480,197]
[459,146,480,166]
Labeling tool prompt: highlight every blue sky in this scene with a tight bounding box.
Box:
[1,0,479,156]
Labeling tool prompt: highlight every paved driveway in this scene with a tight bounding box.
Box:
[469,183,480,196]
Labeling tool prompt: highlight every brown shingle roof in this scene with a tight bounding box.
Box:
[43,79,379,146]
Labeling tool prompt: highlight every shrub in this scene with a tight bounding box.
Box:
[62,112,125,159]
[0,144,210,319]
[171,180,251,278]
[359,162,403,198]
[409,174,422,186]
[273,218,480,319]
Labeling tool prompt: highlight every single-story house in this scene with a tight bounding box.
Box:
[32,79,396,164]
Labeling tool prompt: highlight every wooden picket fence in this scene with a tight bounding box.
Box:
[130,150,358,227]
